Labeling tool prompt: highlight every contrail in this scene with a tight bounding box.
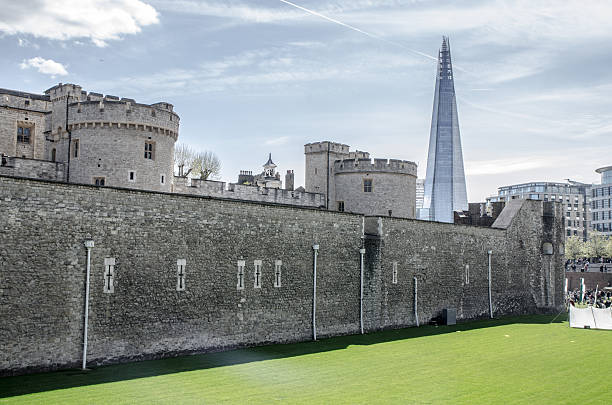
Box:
[278,0,438,62]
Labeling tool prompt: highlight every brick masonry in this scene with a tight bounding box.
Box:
[565,271,612,290]
[0,175,564,376]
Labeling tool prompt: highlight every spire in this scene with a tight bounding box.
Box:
[441,36,449,53]
[264,153,275,167]
[421,36,468,223]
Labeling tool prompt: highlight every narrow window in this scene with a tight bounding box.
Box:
[176,259,186,291]
[237,260,245,290]
[392,261,398,284]
[274,260,282,288]
[144,141,155,160]
[465,264,470,284]
[337,201,345,212]
[104,258,115,293]
[94,177,105,186]
[129,171,135,181]
[314,168,317,175]
[160,174,165,184]
[363,179,372,192]
[73,139,79,158]
[51,148,56,162]
[254,260,262,288]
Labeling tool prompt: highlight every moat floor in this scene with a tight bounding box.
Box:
[1,314,610,404]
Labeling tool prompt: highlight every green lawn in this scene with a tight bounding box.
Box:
[1,315,610,404]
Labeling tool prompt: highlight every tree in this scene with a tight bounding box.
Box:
[191,150,221,180]
[606,238,612,259]
[564,236,583,260]
[174,143,194,177]
[588,230,608,258]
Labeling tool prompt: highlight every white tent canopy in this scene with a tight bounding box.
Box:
[569,306,612,330]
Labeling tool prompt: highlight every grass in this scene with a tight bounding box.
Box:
[1,314,610,404]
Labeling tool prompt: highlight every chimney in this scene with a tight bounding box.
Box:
[285,170,294,191]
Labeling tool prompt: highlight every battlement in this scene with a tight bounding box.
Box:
[44,83,83,101]
[173,177,325,208]
[66,99,179,139]
[240,170,253,175]
[44,83,176,115]
[348,150,369,159]
[0,88,50,102]
[304,141,350,154]
[334,158,417,176]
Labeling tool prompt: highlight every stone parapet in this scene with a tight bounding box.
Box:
[0,156,65,181]
[334,158,417,176]
[173,176,325,208]
[68,101,179,140]
[304,141,350,154]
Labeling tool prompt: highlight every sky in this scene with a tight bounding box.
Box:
[1,0,611,201]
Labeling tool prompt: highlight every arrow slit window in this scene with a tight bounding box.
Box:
[104,258,115,293]
[176,259,186,291]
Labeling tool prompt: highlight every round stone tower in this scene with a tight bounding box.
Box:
[64,96,179,192]
[333,158,417,218]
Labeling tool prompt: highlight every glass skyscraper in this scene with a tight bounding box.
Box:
[421,37,468,223]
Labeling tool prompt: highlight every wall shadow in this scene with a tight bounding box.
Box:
[0,314,566,398]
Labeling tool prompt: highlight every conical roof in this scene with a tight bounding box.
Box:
[264,153,276,167]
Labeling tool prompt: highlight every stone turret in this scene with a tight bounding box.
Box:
[304,141,418,218]
[304,141,350,208]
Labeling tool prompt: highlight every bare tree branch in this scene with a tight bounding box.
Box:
[174,143,195,177]
[192,150,221,180]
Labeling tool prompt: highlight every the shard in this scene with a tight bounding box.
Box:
[421,36,468,223]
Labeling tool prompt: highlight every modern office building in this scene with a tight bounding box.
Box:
[590,165,612,236]
[416,178,425,218]
[487,180,591,240]
[421,36,468,223]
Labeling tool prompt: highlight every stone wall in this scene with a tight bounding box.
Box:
[304,141,350,208]
[0,156,65,181]
[66,125,175,191]
[334,158,417,219]
[173,176,326,208]
[0,90,50,159]
[0,176,564,376]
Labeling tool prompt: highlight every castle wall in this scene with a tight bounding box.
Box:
[0,91,50,159]
[0,156,65,181]
[173,177,325,208]
[0,176,564,376]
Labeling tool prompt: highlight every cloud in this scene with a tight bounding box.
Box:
[465,156,558,176]
[265,136,291,146]
[19,57,68,76]
[151,0,303,22]
[0,0,159,47]
[17,38,39,49]
[90,44,423,98]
